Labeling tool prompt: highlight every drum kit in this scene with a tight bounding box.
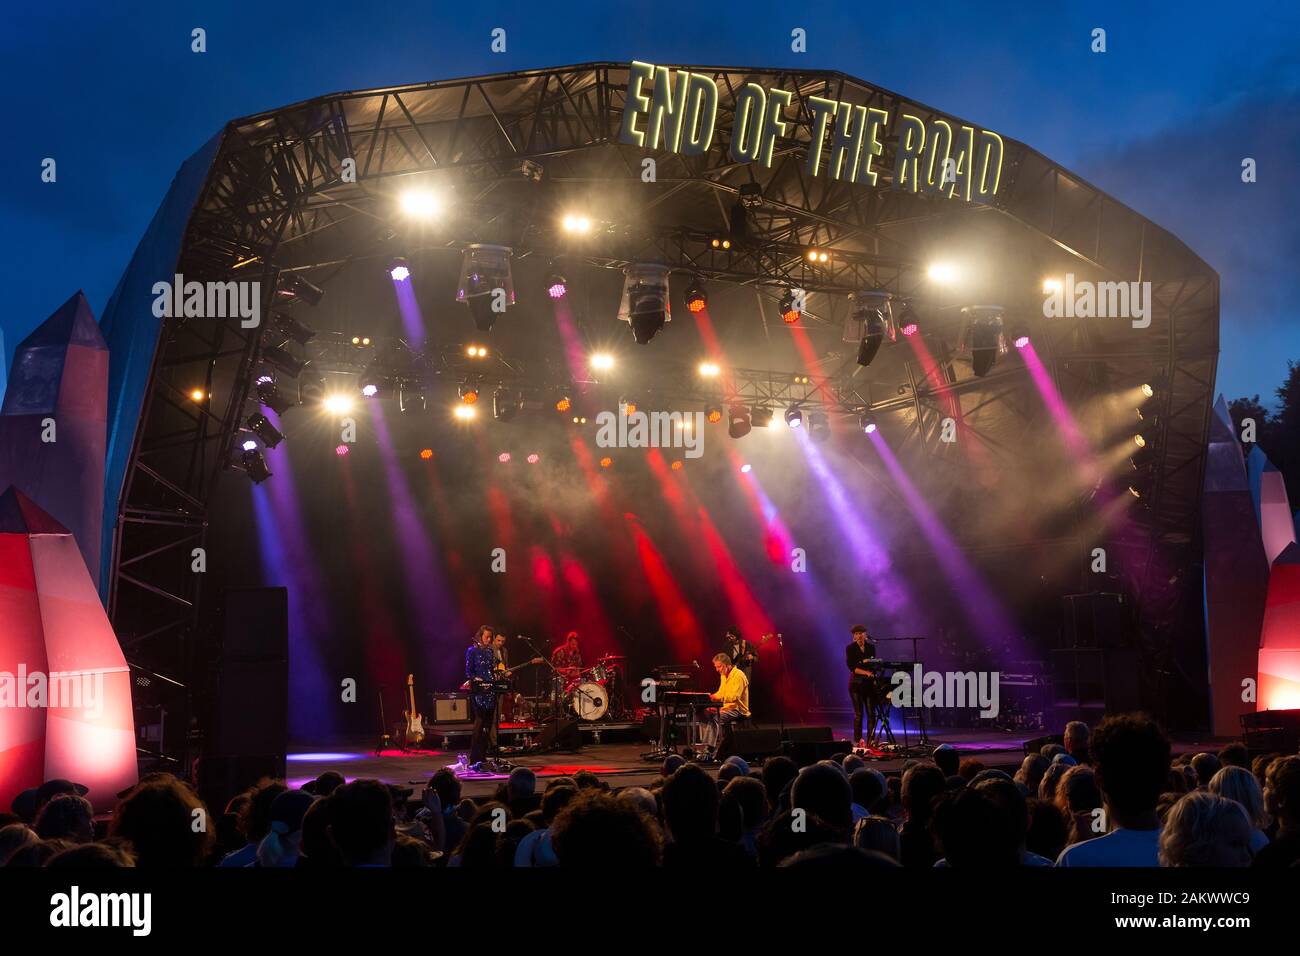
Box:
[519,654,628,722]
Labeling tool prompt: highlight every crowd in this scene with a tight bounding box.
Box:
[3,712,1298,868]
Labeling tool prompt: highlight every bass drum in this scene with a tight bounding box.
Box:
[570,681,608,721]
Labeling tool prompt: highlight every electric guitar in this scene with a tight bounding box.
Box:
[404,673,424,746]
[460,657,544,691]
[731,632,777,669]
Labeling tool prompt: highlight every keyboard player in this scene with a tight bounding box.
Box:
[706,652,751,759]
[846,624,879,748]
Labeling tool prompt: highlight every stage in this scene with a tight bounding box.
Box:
[283,725,1221,797]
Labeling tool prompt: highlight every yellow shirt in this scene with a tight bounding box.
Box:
[715,666,750,718]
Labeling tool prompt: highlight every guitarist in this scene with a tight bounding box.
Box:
[723,627,758,684]
[465,626,498,767]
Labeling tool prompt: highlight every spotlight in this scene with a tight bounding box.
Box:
[241,447,272,484]
[1009,321,1031,349]
[263,345,307,378]
[527,453,540,464]
[361,384,379,398]
[493,387,522,422]
[247,412,284,449]
[562,214,592,234]
[572,416,588,425]
[960,306,1007,377]
[459,385,480,405]
[591,353,615,371]
[241,439,258,453]
[323,394,354,415]
[335,444,350,457]
[499,452,511,463]
[927,262,959,284]
[896,305,920,337]
[619,263,671,345]
[698,361,721,378]
[456,244,515,332]
[419,448,434,460]
[466,344,489,358]
[705,404,723,424]
[751,406,774,429]
[1140,383,1155,399]
[256,377,295,415]
[389,258,411,282]
[399,386,427,414]
[785,405,804,429]
[555,394,572,413]
[454,405,477,421]
[806,249,830,264]
[780,289,802,324]
[728,404,752,439]
[1043,278,1063,294]
[860,413,878,435]
[359,364,385,397]
[599,456,613,468]
[740,463,752,473]
[855,307,887,367]
[275,273,324,307]
[685,279,708,314]
[548,274,568,299]
[793,374,811,385]
[189,388,206,402]
[671,460,683,471]
[1134,433,1147,448]
[710,237,732,250]
[400,189,443,219]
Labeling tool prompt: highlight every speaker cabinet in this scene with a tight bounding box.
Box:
[536,719,581,751]
[432,694,470,723]
[730,728,783,760]
[212,588,288,761]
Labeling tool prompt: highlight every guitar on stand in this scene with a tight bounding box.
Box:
[401,673,425,750]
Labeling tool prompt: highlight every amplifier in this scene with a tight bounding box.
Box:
[431,694,469,723]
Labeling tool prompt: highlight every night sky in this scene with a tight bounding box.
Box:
[2,1,1297,403]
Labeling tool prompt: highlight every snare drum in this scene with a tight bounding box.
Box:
[585,664,608,684]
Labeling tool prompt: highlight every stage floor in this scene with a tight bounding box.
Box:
[286,726,1043,797]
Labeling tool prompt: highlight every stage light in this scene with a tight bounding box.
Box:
[619,263,671,344]
[1043,278,1062,294]
[728,404,752,439]
[190,388,206,402]
[785,405,804,429]
[361,384,379,398]
[861,413,878,435]
[620,398,637,416]
[896,305,920,337]
[400,386,426,414]
[591,352,615,371]
[1140,383,1154,398]
[242,447,272,484]
[562,213,592,234]
[740,463,752,473]
[705,404,723,424]
[527,453,540,464]
[275,273,324,307]
[459,385,480,405]
[335,444,350,457]
[389,258,411,282]
[600,456,613,468]
[572,416,588,425]
[247,412,283,449]
[806,249,830,264]
[400,189,443,219]
[263,345,307,378]
[493,387,521,422]
[927,262,959,284]
[466,344,489,358]
[675,417,693,430]
[1128,484,1142,498]
[1134,433,1147,448]
[241,439,258,453]
[671,460,683,471]
[685,279,708,314]
[780,289,802,324]
[548,274,568,299]
[1014,333,1030,349]
[960,306,1007,377]
[710,238,732,250]
[456,244,516,332]
[256,377,295,415]
[299,375,326,405]
[499,452,512,463]
[793,374,810,385]
[698,361,720,378]
[555,395,572,413]
[420,448,434,460]
[751,406,774,429]
[454,405,477,421]
[323,394,354,415]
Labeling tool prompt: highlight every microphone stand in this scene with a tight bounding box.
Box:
[777,633,788,737]
[521,635,570,753]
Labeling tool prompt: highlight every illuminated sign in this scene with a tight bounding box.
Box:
[618,60,1004,203]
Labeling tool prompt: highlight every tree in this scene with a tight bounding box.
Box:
[1230,361,1300,507]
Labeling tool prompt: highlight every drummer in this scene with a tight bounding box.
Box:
[552,631,583,682]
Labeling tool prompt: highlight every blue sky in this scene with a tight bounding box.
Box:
[1,0,1297,403]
